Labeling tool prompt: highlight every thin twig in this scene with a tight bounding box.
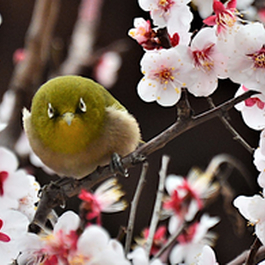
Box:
[152,222,186,261]
[145,155,170,256]
[227,245,265,265]
[207,97,254,154]
[246,237,263,265]
[125,161,149,255]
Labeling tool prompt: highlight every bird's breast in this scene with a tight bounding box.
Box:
[50,118,91,155]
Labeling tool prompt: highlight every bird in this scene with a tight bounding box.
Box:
[23,75,141,179]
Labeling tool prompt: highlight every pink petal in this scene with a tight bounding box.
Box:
[203,15,217,26]
[227,0,237,10]
[213,0,226,14]
[0,232,10,242]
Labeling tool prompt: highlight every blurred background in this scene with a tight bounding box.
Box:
[0,1,261,263]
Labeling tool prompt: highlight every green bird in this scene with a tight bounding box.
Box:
[23,75,141,179]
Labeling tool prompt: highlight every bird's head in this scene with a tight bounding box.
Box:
[30,76,107,154]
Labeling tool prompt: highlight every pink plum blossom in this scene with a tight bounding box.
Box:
[169,214,219,264]
[185,27,228,97]
[128,17,161,50]
[138,0,193,35]
[163,169,219,223]
[94,51,122,88]
[78,178,127,224]
[234,85,265,130]
[135,226,167,255]
[129,18,153,45]
[137,47,195,106]
[234,193,265,245]
[203,0,237,35]
[227,22,265,91]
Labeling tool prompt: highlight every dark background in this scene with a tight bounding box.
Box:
[0,1,261,263]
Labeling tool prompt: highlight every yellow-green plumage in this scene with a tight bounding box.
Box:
[23,75,141,178]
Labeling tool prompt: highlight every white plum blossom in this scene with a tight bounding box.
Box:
[0,147,32,210]
[70,225,130,265]
[234,85,265,130]
[227,22,265,91]
[185,27,228,97]
[197,245,218,265]
[254,148,265,189]
[128,247,163,265]
[17,210,81,264]
[0,210,29,265]
[137,47,195,106]
[18,174,40,221]
[203,0,242,58]
[234,193,265,245]
[254,130,265,189]
[169,214,219,265]
[18,211,130,265]
[138,0,193,35]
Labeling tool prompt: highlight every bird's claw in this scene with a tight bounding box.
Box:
[110,153,129,177]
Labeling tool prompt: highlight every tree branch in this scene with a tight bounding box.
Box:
[207,97,254,154]
[125,161,148,255]
[145,155,169,256]
[227,243,265,265]
[58,0,104,75]
[0,0,60,149]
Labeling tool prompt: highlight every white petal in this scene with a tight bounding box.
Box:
[256,221,265,245]
[0,147,18,172]
[77,225,109,256]
[198,245,217,265]
[191,27,216,51]
[165,175,184,195]
[156,82,182,107]
[137,78,159,102]
[54,211,80,234]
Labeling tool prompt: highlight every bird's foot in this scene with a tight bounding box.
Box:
[110,153,129,177]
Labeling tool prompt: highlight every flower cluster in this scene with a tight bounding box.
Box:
[18,211,131,265]
[0,147,40,264]
[128,0,265,107]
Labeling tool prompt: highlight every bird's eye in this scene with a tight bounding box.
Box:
[47,103,55,119]
[79,97,87,113]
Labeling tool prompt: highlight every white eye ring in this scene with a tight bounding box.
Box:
[47,103,54,119]
[79,97,86,113]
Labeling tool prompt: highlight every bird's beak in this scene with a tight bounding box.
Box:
[62,112,74,126]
